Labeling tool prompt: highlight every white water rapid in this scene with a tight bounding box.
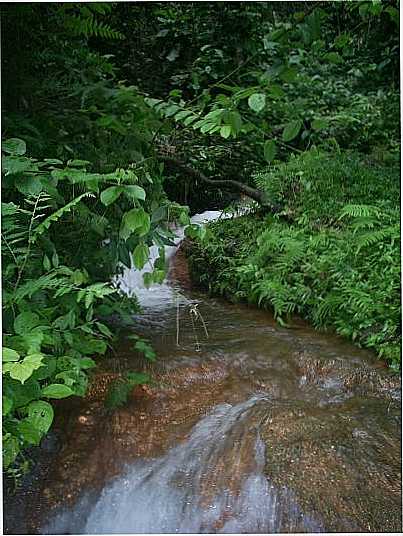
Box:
[43,396,322,534]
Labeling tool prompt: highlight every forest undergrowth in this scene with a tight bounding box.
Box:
[186,150,401,369]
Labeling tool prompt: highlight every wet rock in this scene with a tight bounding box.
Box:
[293,350,401,403]
[260,397,402,533]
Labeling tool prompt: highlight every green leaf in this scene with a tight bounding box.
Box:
[200,122,215,134]
[334,33,350,49]
[1,201,19,216]
[279,67,297,83]
[248,93,266,113]
[15,175,43,196]
[3,138,26,155]
[28,400,54,434]
[127,372,151,384]
[17,419,43,445]
[133,243,150,270]
[14,311,40,335]
[43,158,64,165]
[3,434,20,468]
[77,357,96,369]
[100,186,124,206]
[228,111,242,133]
[134,341,156,361]
[124,185,146,202]
[71,269,87,286]
[3,347,20,362]
[386,6,399,24]
[179,210,190,226]
[31,356,56,381]
[144,97,162,108]
[143,272,154,287]
[5,354,44,384]
[42,383,74,399]
[22,331,44,354]
[282,120,302,142]
[312,118,328,131]
[183,114,199,126]
[268,85,285,98]
[2,156,34,175]
[95,321,113,338]
[24,354,45,367]
[121,208,150,239]
[264,140,277,163]
[43,255,51,271]
[220,125,232,139]
[52,251,59,268]
[5,380,41,409]
[152,269,166,284]
[3,396,13,415]
[174,110,193,121]
[67,159,91,168]
[74,336,107,355]
[164,104,181,117]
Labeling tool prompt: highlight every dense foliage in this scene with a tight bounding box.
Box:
[186,150,400,369]
[1,3,192,477]
[2,1,400,478]
[1,136,194,475]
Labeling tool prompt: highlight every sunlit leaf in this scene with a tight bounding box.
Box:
[2,138,26,155]
[248,93,266,113]
[133,242,150,269]
[42,383,74,399]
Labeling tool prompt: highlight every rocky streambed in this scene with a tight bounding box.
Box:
[4,223,401,534]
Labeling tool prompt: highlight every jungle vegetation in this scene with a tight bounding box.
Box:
[1,1,400,477]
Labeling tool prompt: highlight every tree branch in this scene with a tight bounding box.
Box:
[159,156,269,206]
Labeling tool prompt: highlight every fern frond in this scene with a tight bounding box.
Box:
[31,193,95,243]
[67,14,124,40]
[356,225,399,252]
[313,293,343,325]
[339,204,380,220]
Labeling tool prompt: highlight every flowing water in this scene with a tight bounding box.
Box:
[6,211,401,534]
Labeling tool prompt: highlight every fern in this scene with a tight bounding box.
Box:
[31,192,95,243]
[313,293,344,325]
[274,236,305,271]
[66,14,124,40]
[339,204,380,220]
[356,225,399,252]
[77,283,116,309]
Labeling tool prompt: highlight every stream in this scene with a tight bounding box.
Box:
[6,211,401,534]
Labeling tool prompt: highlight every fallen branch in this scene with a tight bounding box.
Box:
[158,155,269,206]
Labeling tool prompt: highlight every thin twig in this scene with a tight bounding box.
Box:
[176,293,180,347]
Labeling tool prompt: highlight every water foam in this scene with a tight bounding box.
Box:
[43,396,322,534]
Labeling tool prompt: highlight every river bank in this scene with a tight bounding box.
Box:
[184,200,400,370]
